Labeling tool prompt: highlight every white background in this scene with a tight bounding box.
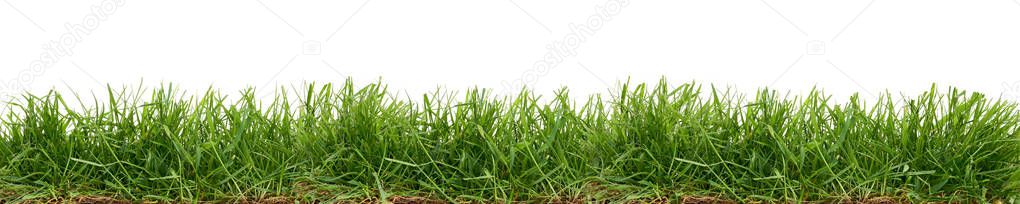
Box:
[3,0,1020,104]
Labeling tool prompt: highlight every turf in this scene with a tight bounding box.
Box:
[0,79,1018,203]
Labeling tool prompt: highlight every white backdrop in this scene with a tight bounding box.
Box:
[3,0,1020,104]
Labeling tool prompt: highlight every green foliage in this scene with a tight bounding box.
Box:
[1,79,1017,203]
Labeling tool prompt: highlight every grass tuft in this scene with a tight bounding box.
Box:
[1,79,1018,203]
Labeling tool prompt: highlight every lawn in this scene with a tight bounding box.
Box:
[1,79,1018,203]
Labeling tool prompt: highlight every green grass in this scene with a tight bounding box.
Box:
[1,79,1018,203]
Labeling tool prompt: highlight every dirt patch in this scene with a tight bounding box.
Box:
[14,196,133,204]
[388,196,446,204]
[680,196,736,204]
[834,196,915,204]
[631,196,671,204]
[234,196,295,204]
[542,196,717,204]
[268,196,447,204]
[73,196,132,204]
[859,197,900,204]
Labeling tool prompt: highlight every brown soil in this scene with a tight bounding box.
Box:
[679,196,736,204]
[73,196,133,204]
